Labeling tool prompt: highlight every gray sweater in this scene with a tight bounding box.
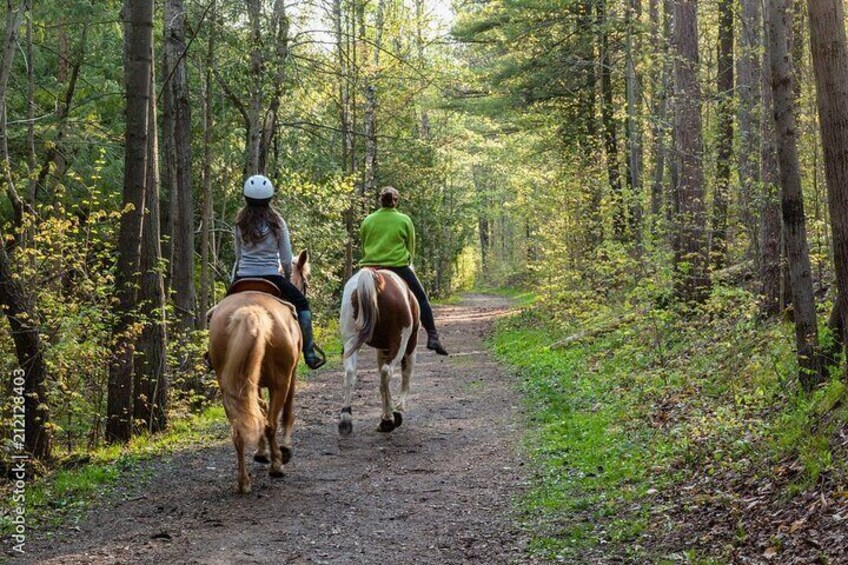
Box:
[231,219,293,280]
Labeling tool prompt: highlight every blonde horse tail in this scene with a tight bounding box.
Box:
[345,270,379,359]
[219,306,269,447]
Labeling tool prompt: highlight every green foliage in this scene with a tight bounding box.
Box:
[491,286,848,561]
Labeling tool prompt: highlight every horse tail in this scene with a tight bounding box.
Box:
[345,270,380,359]
[219,306,269,447]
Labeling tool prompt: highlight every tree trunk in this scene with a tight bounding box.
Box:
[805,0,848,364]
[363,0,386,198]
[625,0,643,238]
[599,0,625,240]
[258,0,289,175]
[199,0,215,328]
[738,0,762,263]
[134,60,167,433]
[767,0,821,389]
[711,0,734,269]
[648,0,670,220]
[164,0,196,332]
[760,7,783,316]
[672,0,709,302]
[107,0,153,443]
[246,0,262,174]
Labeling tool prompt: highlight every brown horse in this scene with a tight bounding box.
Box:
[338,268,420,435]
[207,251,310,494]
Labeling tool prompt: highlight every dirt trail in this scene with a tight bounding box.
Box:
[23,294,529,564]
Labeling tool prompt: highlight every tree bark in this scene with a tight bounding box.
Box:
[134,60,167,433]
[107,0,153,442]
[363,0,386,198]
[199,0,215,328]
[163,0,196,331]
[710,0,734,269]
[767,0,821,389]
[648,0,670,220]
[625,0,643,238]
[805,0,848,364]
[599,0,625,240]
[738,0,762,263]
[672,0,709,302]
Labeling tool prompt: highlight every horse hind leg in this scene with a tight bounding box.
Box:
[394,352,415,427]
[377,350,399,433]
[265,384,287,478]
[278,364,297,465]
[253,396,271,464]
[339,349,359,436]
[232,427,251,494]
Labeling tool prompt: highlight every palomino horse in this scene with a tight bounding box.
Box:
[338,268,420,435]
[207,250,311,494]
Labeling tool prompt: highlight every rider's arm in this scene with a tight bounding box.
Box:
[231,227,242,282]
[278,219,293,279]
[406,216,416,263]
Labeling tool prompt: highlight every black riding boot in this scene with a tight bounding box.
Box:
[427,329,449,356]
[298,310,326,370]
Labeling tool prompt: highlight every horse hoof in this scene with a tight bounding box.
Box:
[280,446,292,464]
[238,483,251,495]
[253,453,270,464]
[339,420,353,436]
[269,468,284,478]
[392,411,403,428]
[377,418,396,433]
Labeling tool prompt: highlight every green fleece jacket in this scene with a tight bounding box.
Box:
[359,208,415,267]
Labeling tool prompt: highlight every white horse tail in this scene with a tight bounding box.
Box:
[219,306,269,447]
[346,270,380,359]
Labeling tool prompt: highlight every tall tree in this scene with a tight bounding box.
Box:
[805,0,848,360]
[625,0,643,237]
[737,0,762,262]
[107,0,154,442]
[0,1,50,459]
[710,0,733,269]
[599,0,625,239]
[767,0,821,389]
[163,0,196,331]
[134,61,167,433]
[199,0,216,328]
[672,0,709,301]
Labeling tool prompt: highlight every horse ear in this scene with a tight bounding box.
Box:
[297,249,309,267]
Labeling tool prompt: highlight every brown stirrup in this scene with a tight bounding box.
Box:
[227,278,281,298]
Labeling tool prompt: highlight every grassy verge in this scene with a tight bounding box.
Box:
[490,290,848,562]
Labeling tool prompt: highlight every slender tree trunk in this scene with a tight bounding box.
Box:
[805,0,848,358]
[599,0,625,240]
[738,0,762,263]
[625,0,643,238]
[163,0,196,331]
[767,0,821,389]
[25,3,35,207]
[258,0,289,175]
[711,0,734,269]
[246,0,262,174]
[672,0,709,301]
[648,0,670,220]
[107,0,153,443]
[336,0,354,280]
[134,60,167,433]
[199,1,215,328]
[363,0,385,198]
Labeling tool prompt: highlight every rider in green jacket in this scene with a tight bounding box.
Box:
[359,186,449,356]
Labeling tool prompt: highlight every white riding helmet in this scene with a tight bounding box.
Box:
[243,174,274,206]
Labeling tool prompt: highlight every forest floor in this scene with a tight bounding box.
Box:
[19,294,531,564]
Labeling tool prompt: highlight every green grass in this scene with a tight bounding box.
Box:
[474,286,537,307]
[490,292,848,562]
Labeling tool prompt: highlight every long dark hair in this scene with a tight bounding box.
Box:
[235,205,283,246]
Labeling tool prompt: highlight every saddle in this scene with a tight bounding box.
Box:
[206,278,297,321]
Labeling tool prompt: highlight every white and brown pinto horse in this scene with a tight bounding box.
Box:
[207,251,311,494]
[339,267,420,435]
